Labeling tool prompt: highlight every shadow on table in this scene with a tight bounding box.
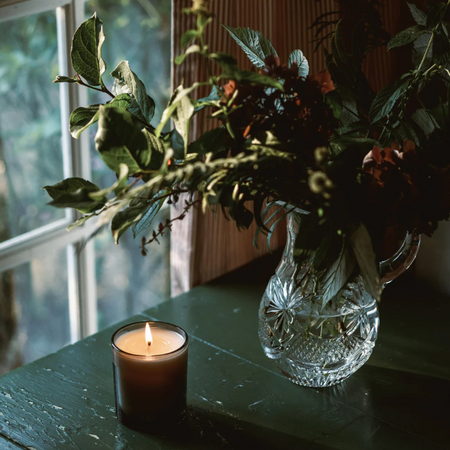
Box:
[323,364,450,447]
[127,406,334,450]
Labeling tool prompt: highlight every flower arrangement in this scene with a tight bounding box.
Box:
[47,1,450,304]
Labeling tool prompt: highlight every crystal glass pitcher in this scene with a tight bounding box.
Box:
[258,208,421,387]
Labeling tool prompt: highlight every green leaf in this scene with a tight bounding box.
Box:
[387,25,427,50]
[143,130,165,170]
[44,177,99,200]
[172,92,195,155]
[226,67,284,91]
[412,108,437,135]
[369,78,410,123]
[95,106,154,174]
[132,191,167,238]
[53,75,78,84]
[111,61,155,124]
[155,83,200,137]
[69,104,100,139]
[175,44,201,65]
[407,3,426,26]
[71,13,106,86]
[287,50,309,79]
[209,52,238,72]
[67,215,93,231]
[69,94,132,139]
[188,127,229,156]
[325,90,343,119]
[319,243,356,308]
[430,102,449,129]
[111,204,148,244]
[195,85,221,113]
[349,224,382,300]
[180,29,199,49]
[44,177,106,214]
[221,25,278,69]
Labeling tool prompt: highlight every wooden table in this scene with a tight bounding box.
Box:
[0,254,448,449]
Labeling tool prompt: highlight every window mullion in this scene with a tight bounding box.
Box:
[61,0,98,338]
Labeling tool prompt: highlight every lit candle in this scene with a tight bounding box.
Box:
[111,321,188,431]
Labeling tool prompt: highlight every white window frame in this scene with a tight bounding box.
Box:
[0,0,98,341]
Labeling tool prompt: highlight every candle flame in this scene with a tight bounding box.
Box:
[145,322,152,346]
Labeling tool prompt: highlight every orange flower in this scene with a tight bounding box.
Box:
[222,79,236,99]
[398,139,416,161]
[310,69,335,94]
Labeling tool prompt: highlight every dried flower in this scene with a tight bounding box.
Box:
[314,146,328,165]
[308,171,333,198]
[191,0,209,12]
[310,70,335,94]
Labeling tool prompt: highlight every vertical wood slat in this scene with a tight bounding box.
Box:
[171,0,336,293]
[171,0,403,292]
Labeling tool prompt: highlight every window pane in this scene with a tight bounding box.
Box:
[0,11,66,244]
[0,246,71,374]
[85,0,171,188]
[95,207,170,330]
[84,0,172,329]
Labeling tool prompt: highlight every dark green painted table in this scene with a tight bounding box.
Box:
[0,255,449,449]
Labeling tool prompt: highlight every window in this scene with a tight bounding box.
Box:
[0,0,171,373]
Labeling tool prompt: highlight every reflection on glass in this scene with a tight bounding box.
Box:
[0,11,66,244]
[0,246,71,375]
[95,207,170,330]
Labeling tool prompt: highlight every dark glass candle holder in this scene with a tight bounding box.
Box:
[111,321,188,432]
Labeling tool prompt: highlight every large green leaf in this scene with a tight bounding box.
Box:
[143,130,165,170]
[69,94,132,139]
[111,61,156,124]
[111,204,148,244]
[412,108,437,135]
[222,25,278,69]
[287,50,309,79]
[413,32,433,66]
[369,78,410,123]
[188,128,229,156]
[71,13,106,86]
[44,177,106,214]
[155,83,200,137]
[95,106,153,174]
[387,25,427,50]
[407,3,426,26]
[430,102,449,129]
[44,177,99,200]
[349,224,382,300]
[172,93,194,155]
[132,191,168,238]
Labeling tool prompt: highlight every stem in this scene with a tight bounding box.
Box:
[143,198,200,245]
[76,74,115,99]
[101,84,115,99]
[417,33,434,74]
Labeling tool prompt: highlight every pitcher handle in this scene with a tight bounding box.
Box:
[379,231,421,285]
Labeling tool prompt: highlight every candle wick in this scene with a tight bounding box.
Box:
[147,342,151,347]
